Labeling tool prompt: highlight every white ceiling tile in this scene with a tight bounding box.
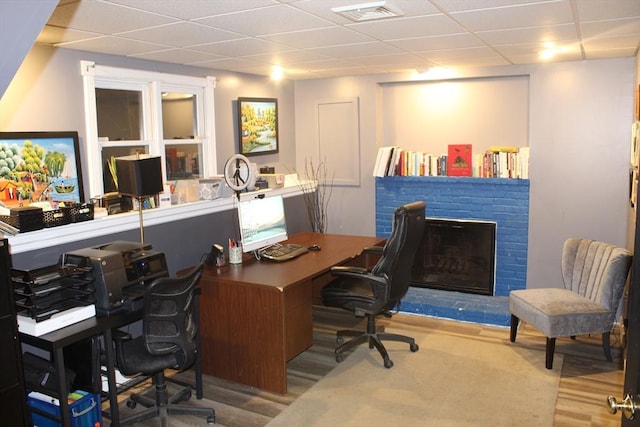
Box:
[477,24,579,45]
[431,0,559,13]
[261,27,374,49]
[129,48,223,64]
[108,0,278,20]
[451,1,574,31]
[118,22,242,47]
[386,34,483,51]
[581,18,640,40]
[245,50,332,66]
[37,26,102,45]
[582,34,640,50]
[189,57,265,69]
[575,0,640,21]
[308,41,403,58]
[46,1,176,34]
[57,36,170,56]
[190,38,291,56]
[194,4,332,36]
[348,14,465,40]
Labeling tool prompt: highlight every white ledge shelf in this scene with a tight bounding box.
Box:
[6,184,312,254]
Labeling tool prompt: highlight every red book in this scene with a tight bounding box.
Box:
[447,144,472,176]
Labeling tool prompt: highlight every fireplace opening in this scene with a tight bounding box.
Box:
[411,218,496,296]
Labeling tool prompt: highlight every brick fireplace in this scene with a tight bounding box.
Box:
[376,176,530,326]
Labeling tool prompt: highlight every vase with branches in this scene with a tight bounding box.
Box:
[297,158,334,233]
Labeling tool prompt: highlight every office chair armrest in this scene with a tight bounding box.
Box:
[362,246,383,255]
[330,265,389,288]
[112,329,133,343]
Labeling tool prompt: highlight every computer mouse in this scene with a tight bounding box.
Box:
[308,244,321,251]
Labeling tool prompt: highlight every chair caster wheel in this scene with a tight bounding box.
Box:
[336,336,344,345]
[384,358,394,369]
[207,414,215,424]
[410,343,419,352]
[126,399,137,409]
[336,353,345,363]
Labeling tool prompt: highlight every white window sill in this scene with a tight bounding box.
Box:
[6,184,313,254]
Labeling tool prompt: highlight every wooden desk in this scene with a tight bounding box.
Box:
[198,232,384,394]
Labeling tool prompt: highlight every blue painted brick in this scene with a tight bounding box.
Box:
[376,176,529,326]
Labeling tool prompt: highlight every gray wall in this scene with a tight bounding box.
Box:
[293,59,637,290]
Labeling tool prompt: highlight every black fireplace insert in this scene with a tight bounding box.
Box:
[411,218,496,296]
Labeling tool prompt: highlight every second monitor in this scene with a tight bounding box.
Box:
[237,193,288,253]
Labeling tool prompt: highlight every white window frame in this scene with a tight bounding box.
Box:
[81,61,217,197]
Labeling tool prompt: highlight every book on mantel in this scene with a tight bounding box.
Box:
[447,144,472,176]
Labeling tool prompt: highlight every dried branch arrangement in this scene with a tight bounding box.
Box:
[298,158,334,233]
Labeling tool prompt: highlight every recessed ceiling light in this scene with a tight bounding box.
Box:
[332,1,404,22]
[271,66,284,80]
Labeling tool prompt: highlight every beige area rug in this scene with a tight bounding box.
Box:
[267,328,562,427]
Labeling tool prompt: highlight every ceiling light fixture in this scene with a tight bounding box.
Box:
[332,1,404,22]
[271,66,284,80]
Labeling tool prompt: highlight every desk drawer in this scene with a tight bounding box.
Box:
[284,280,312,361]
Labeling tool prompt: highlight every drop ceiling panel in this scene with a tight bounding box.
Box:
[193,4,332,36]
[450,2,574,32]
[34,0,640,80]
[130,48,223,64]
[46,1,176,34]
[119,22,242,47]
[108,0,277,20]
[58,36,171,56]
[347,14,465,40]
[261,27,374,49]
[190,38,291,56]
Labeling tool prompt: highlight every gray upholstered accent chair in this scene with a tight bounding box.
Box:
[509,238,632,369]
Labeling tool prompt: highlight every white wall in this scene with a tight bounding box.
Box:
[294,58,636,289]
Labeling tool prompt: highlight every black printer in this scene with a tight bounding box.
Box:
[63,241,168,315]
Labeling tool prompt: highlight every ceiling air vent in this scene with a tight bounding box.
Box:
[331,1,404,22]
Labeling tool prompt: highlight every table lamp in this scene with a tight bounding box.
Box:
[115,155,164,245]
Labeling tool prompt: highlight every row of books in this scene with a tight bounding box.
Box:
[373,145,530,179]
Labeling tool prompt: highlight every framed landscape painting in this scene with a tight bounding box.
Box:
[237,97,279,156]
[0,131,84,208]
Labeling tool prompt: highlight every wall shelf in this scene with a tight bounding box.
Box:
[6,184,312,254]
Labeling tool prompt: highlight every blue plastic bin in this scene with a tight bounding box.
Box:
[28,389,101,427]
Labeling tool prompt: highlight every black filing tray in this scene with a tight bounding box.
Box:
[1,206,44,232]
[12,261,95,321]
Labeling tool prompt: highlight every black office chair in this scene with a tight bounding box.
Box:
[113,263,215,426]
[321,201,426,368]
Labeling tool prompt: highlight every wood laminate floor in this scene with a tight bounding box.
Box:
[110,307,625,426]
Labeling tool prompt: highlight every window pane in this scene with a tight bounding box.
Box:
[101,145,148,193]
[165,143,202,180]
[162,92,197,139]
[96,89,142,141]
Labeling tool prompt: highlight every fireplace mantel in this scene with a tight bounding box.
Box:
[376,176,530,325]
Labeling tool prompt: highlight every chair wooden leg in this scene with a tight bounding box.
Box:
[545,337,556,369]
[510,315,519,342]
[602,331,612,362]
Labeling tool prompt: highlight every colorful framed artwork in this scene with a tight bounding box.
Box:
[0,131,84,208]
[237,97,279,156]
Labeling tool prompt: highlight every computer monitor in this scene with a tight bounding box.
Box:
[237,194,288,253]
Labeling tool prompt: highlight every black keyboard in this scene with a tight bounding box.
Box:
[260,243,309,262]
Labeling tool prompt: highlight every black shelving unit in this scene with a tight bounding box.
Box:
[0,238,28,425]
